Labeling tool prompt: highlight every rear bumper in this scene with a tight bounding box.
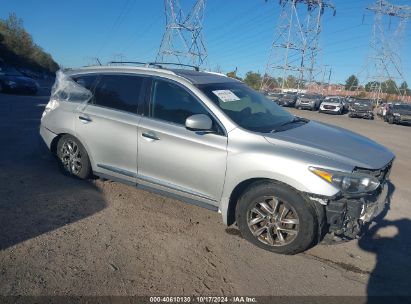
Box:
[39,124,57,150]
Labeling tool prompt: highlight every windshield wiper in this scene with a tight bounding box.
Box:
[280,116,308,127]
[270,117,309,133]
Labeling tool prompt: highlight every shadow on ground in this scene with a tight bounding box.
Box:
[0,91,106,251]
[358,182,411,301]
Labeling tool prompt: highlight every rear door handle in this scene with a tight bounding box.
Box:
[78,115,92,123]
[142,132,160,141]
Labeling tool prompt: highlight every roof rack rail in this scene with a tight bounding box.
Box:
[150,62,200,72]
[108,61,150,66]
[107,61,200,72]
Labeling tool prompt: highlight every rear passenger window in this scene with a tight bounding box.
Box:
[93,75,143,113]
[73,75,99,91]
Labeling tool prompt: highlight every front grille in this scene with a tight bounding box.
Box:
[324,105,336,110]
[353,161,393,183]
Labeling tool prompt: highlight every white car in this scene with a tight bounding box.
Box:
[319,98,344,115]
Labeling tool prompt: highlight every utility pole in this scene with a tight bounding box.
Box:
[261,0,336,92]
[156,0,208,67]
[363,0,411,103]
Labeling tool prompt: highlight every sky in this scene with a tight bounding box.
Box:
[1,0,410,85]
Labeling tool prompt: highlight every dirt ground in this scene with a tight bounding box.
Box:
[1,89,410,298]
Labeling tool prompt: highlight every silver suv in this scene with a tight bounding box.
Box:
[40,65,394,254]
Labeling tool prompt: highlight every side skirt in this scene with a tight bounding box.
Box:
[93,171,219,212]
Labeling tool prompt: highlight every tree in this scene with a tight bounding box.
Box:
[365,81,379,92]
[344,75,359,91]
[244,71,262,90]
[381,79,398,95]
[0,13,59,73]
[226,70,242,81]
[399,81,409,96]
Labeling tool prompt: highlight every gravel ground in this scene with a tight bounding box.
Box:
[0,91,410,298]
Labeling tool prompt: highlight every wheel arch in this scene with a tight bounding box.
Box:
[51,132,95,170]
[225,177,307,226]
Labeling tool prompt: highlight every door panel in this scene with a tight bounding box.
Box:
[73,74,145,182]
[137,117,227,203]
[75,105,140,182]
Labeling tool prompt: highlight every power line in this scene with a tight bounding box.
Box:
[261,0,336,91]
[156,0,208,67]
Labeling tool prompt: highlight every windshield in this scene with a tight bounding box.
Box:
[393,104,411,111]
[197,82,297,132]
[0,66,23,76]
[354,100,372,107]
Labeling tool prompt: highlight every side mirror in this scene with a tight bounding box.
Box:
[185,114,212,131]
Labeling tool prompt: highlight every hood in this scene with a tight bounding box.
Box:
[299,97,317,102]
[264,121,394,170]
[351,103,373,111]
[321,101,341,107]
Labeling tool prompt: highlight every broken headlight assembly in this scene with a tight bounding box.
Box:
[309,167,380,195]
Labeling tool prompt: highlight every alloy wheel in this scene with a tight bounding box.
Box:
[60,139,82,175]
[247,196,300,247]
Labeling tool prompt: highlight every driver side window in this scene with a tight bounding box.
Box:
[150,79,209,125]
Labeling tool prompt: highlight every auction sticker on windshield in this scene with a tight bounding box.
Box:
[212,90,241,102]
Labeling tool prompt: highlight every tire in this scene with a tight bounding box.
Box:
[236,181,317,255]
[388,116,394,124]
[0,82,3,93]
[57,134,91,179]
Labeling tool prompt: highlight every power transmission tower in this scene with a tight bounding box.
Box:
[362,0,411,103]
[261,0,336,92]
[156,0,208,67]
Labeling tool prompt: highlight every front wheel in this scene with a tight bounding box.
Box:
[236,181,317,254]
[57,135,91,179]
[388,116,394,124]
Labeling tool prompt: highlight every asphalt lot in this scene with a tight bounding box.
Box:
[0,89,410,298]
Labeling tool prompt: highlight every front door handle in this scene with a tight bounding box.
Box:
[142,132,160,141]
[78,115,92,123]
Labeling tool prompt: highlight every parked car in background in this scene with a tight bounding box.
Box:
[376,102,385,117]
[348,99,374,120]
[266,92,283,103]
[319,97,344,115]
[295,94,323,111]
[0,66,39,95]
[277,92,297,107]
[40,65,395,254]
[385,103,411,125]
[381,102,393,120]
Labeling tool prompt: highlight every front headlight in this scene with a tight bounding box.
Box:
[309,167,380,195]
[393,113,400,117]
[7,80,17,86]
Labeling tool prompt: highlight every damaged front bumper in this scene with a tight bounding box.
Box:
[324,182,389,239]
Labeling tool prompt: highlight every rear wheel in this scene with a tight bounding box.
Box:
[57,135,91,179]
[236,181,317,254]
